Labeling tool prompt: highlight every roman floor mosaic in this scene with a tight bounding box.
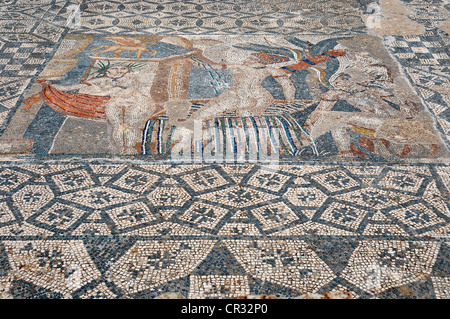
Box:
[0,0,448,299]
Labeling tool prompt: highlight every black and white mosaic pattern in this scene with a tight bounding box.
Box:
[0,0,448,299]
[0,162,448,298]
[387,30,450,146]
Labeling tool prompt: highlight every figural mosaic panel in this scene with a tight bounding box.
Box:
[2,33,448,161]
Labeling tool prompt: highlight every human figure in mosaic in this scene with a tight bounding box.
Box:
[301,48,424,156]
[24,35,219,155]
[175,44,296,128]
[38,61,157,155]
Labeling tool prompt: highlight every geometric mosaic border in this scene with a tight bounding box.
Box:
[0,162,448,298]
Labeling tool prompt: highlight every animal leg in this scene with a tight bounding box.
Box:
[93,47,115,57]
[113,48,125,58]
[89,45,106,56]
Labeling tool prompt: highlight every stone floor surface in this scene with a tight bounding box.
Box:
[0,0,448,299]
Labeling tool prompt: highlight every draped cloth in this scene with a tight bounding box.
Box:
[24,80,110,120]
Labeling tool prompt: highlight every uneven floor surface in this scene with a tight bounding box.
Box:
[0,0,448,299]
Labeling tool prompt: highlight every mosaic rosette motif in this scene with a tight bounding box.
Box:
[0,162,447,298]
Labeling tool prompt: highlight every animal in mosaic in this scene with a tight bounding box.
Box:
[28,60,156,155]
[168,43,298,153]
[23,35,207,155]
[279,41,346,88]
[15,34,447,159]
[89,36,159,59]
[178,45,296,122]
[301,48,439,158]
